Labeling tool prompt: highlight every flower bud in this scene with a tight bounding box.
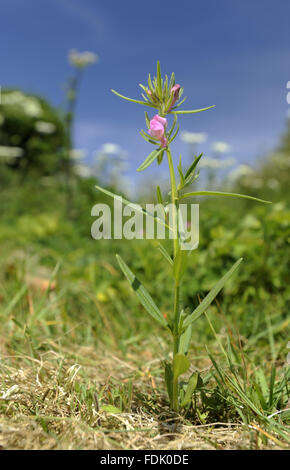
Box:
[160,137,168,148]
[169,84,181,111]
[171,84,181,100]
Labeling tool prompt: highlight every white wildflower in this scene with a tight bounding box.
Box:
[199,157,221,169]
[0,146,24,158]
[68,49,98,68]
[211,141,231,154]
[221,156,236,168]
[180,131,207,145]
[2,91,42,117]
[70,148,87,160]
[22,99,42,117]
[74,164,92,178]
[100,143,121,155]
[228,164,254,181]
[35,121,56,134]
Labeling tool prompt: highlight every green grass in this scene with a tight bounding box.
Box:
[0,172,289,450]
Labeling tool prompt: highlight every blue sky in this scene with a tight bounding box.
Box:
[1,0,290,185]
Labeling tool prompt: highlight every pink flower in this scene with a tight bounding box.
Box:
[153,114,167,128]
[149,115,168,148]
[149,119,164,140]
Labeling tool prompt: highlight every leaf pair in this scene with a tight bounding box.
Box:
[177,154,202,191]
[116,254,244,333]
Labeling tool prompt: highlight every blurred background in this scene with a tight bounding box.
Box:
[0,0,289,362]
[1,0,290,190]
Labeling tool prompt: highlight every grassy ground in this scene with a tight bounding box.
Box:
[0,345,285,450]
[0,175,289,450]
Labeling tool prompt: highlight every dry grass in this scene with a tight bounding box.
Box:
[0,343,283,450]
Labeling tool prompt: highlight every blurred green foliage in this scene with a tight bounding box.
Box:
[0,128,289,355]
[0,103,289,439]
[0,88,66,177]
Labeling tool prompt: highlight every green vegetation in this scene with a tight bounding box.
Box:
[0,105,289,449]
[0,89,66,177]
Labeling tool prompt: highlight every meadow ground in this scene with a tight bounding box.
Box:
[0,176,289,450]
[0,344,285,450]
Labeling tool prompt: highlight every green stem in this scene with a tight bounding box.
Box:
[166,148,178,258]
[166,147,180,412]
[172,281,180,412]
[65,67,83,218]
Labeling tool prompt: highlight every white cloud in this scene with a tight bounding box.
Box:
[50,0,107,38]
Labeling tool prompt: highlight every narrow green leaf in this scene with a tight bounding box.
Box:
[180,372,200,407]
[157,243,173,266]
[171,105,215,114]
[139,83,147,92]
[164,362,173,405]
[116,255,167,327]
[156,185,164,205]
[173,353,190,380]
[173,247,188,282]
[147,74,154,93]
[144,111,150,128]
[165,93,175,112]
[111,89,155,108]
[163,74,168,95]
[101,405,122,414]
[139,135,157,146]
[139,130,159,145]
[156,61,162,97]
[169,124,180,143]
[184,172,200,189]
[184,153,203,180]
[172,96,187,109]
[95,184,134,207]
[137,148,163,172]
[167,114,178,138]
[3,284,27,317]
[169,72,175,90]
[206,346,227,386]
[225,375,265,417]
[177,155,185,188]
[157,150,164,165]
[178,87,184,100]
[183,258,243,328]
[178,324,192,355]
[180,190,271,204]
[95,184,172,232]
[269,366,276,408]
